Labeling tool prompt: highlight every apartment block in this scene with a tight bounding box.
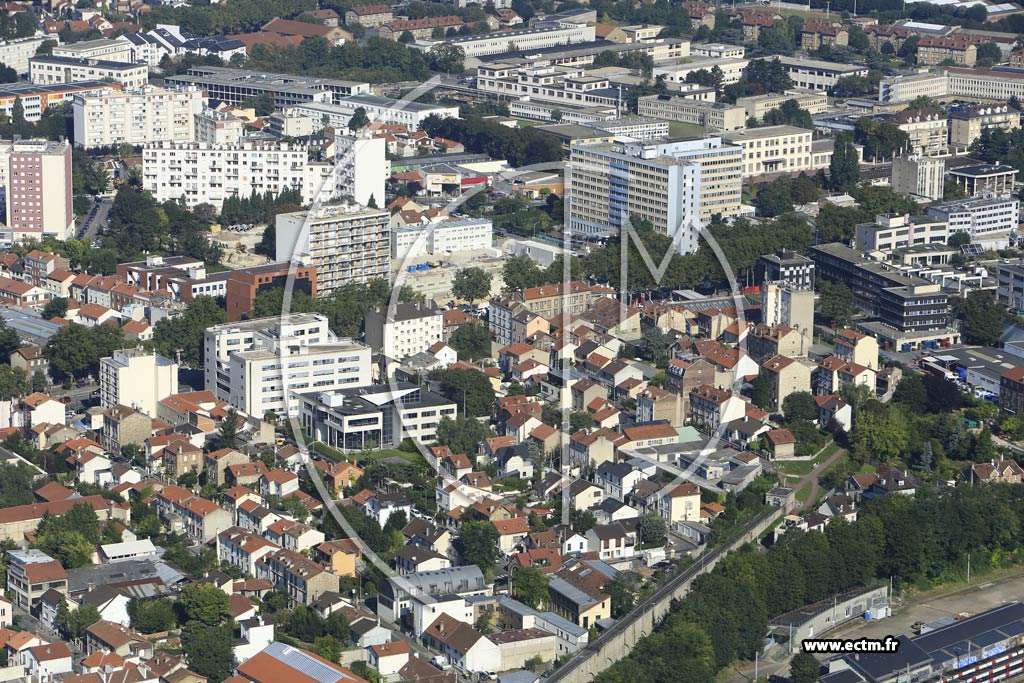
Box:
[996,262,1024,311]
[757,249,815,289]
[854,213,948,253]
[333,134,387,208]
[149,485,233,543]
[0,81,116,123]
[568,137,742,253]
[0,37,58,75]
[100,348,179,418]
[203,313,372,418]
[53,38,135,62]
[29,56,148,90]
[879,282,948,333]
[926,196,1020,249]
[142,141,333,211]
[0,139,73,241]
[949,103,1021,148]
[256,547,337,606]
[224,262,317,322]
[888,107,948,156]
[6,550,67,610]
[275,204,390,296]
[721,125,813,177]
[916,36,978,66]
[73,85,204,148]
[637,95,746,132]
[296,383,457,450]
[891,154,945,202]
[194,107,245,145]
[762,281,814,340]
[391,218,493,259]
[365,302,444,360]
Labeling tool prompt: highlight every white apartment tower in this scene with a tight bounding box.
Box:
[275,204,391,296]
[100,348,179,418]
[334,134,386,209]
[73,85,204,149]
[892,154,945,202]
[203,313,372,418]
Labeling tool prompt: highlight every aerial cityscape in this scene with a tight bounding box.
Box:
[4,0,1024,683]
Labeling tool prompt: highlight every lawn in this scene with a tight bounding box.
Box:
[775,442,840,476]
[669,121,706,137]
[310,442,425,466]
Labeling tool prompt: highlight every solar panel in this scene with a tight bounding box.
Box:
[961,243,984,257]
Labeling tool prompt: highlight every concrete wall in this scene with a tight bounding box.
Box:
[548,506,789,683]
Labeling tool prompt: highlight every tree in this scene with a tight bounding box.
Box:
[59,602,100,639]
[177,583,229,626]
[398,30,415,43]
[756,182,794,217]
[312,635,342,663]
[255,224,276,257]
[829,133,860,192]
[791,652,820,683]
[348,107,370,131]
[750,371,774,411]
[0,366,26,400]
[452,267,492,304]
[435,415,492,456]
[456,520,499,571]
[818,280,856,327]
[428,367,495,417]
[182,623,235,683]
[959,290,1004,346]
[448,322,490,361]
[428,43,465,73]
[240,93,274,116]
[893,373,927,412]
[30,370,47,393]
[129,598,177,633]
[511,567,549,608]
[977,41,1002,67]
[605,571,642,618]
[639,514,667,546]
[42,297,68,320]
[151,296,225,367]
[851,405,908,464]
[211,409,240,450]
[570,508,596,533]
[783,392,818,423]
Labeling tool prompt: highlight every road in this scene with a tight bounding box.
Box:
[794,447,848,510]
[79,195,114,241]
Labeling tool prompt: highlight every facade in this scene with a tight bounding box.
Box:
[143,141,333,211]
[854,213,948,252]
[203,313,372,418]
[890,107,949,156]
[949,103,1021,148]
[6,550,67,610]
[757,249,814,289]
[0,139,73,241]
[1000,367,1024,414]
[736,89,828,120]
[0,37,56,75]
[0,81,117,123]
[165,66,370,108]
[721,125,813,177]
[29,56,148,90]
[946,163,1017,197]
[446,22,597,57]
[997,262,1024,312]
[391,218,493,259]
[333,134,386,209]
[568,137,742,253]
[284,97,459,130]
[365,302,445,361]
[100,348,179,418]
[73,85,204,149]
[275,204,390,296]
[296,383,457,450]
[891,154,945,201]
[224,262,317,322]
[774,56,869,91]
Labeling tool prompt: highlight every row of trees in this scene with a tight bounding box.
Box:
[420,114,563,168]
[243,36,433,84]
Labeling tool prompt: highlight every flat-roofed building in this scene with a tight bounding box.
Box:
[773,56,869,91]
[722,125,813,177]
[891,154,946,201]
[164,66,370,108]
[946,163,1017,197]
[926,196,1019,249]
[637,94,746,131]
[72,85,204,148]
[854,213,948,253]
[29,56,148,90]
[736,89,828,120]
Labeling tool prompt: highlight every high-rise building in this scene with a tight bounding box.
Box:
[203,313,372,417]
[762,281,814,340]
[72,85,204,148]
[100,348,179,418]
[891,154,945,202]
[275,203,390,296]
[334,134,386,208]
[567,137,742,254]
[142,141,334,211]
[0,139,73,241]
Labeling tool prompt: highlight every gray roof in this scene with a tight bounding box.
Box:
[66,560,185,597]
[547,576,598,607]
[380,565,487,601]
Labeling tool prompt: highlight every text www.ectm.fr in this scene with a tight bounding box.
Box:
[802,638,901,654]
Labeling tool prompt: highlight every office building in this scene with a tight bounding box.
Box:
[637,95,746,132]
[143,141,333,211]
[757,249,815,289]
[391,217,493,260]
[164,66,370,108]
[891,154,945,201]
[567,137,742,253]
[446,22,597,57]
[926,196,1020,248]
[224,262,317,322]
[100,348,179,418]
[333,134,386,208]
[29,56,148,90]
[203,313,372,418]
[773,56,869,91]
[854,213,948,252]
[284,97,459,131]
[996,261,1024,311]
[586,117,670,140]
[736,89,828,120]
[365,302,444,360]
[296,383,457,450]
[0,37,59,75]
[275,204,390,296]
[721,125,813,177]
[52,39,135,62]
[0,139,73,241]
[948,103,1021,148]
[72,85,204,149]
[946,163,1017,197]
[878,72,950,103]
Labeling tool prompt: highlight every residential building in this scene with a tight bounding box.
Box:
[0,37,57,75]
[378,15,464,40]
[365,303,444,361]
[333,134,387,209]
[878,282,949,333]
[1000,367,1024,414]
[888,107,948,156]
[236,642,368,683]
[345,4,393,27]
[296,383,457,450]
[203,313,372,418]
[721,125,813,177]
[6,550,67,610]
[773,56,869,91]
[997,262,1024,311]
[150,485,233,542]
[256,548,340,606]
[73,85,204,148]
[916,35,978,65]
[29,56,148,90]
[926,196,1020,249]
[949,103,1021,148]
[165,66,370,108]
[853,213,948,252]
[194,107,245,145]
[568,137,743,253]
[757,249,814,289]
[224,262,317,322]
[0,139,73,241]
[0,496,125,543]
[0,81,118,123]
[891,154,945,201]
[100,348,178,418]
[53,39,135,62]
[761,355,812,413]
[391,218,493,260]
[636,95,746,131]
[762,281,814,341]
[143,141,333,211]
[377,566,488,624]
[275,204,391,296]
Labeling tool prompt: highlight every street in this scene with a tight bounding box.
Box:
[78,195,114,242]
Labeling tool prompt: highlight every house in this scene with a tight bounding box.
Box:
[816,394,852,432]
[149,485,233,543]
[260,469,299,498]
[24,642,73,681]
[204,448,249,487]
[567,479,603,510]
[358,490,414,528]
[77,585,132,627]
[568,428,618,472]
[234,641,369,683]
[84,620,151,660]
[595,461,645,501]
[657,483,701,524]
[493,443,534,479]
[617,421,677,450]
[761,355,813,413]
[256,548,341,606]
[421,614,500,673]
[6,549,68,610]
[395,546,450,575]
[584,522,636,560]
[688,385,746,432]
[314,539,360,578]
[964,459,1024,484]
[377,566,488,625]
[368,640,410,679]
[19,392,64,429]
[547,572,609,629]
[493,517,530,554]
[764,429,796,458]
